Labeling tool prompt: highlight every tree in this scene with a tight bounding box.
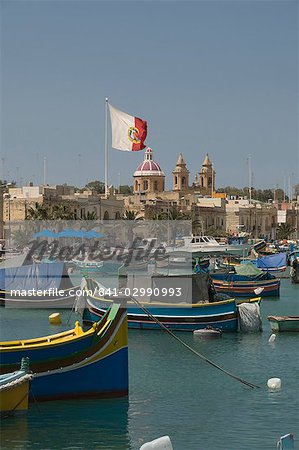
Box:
[25,203,50,220]
[122,210,143,221]
[12,228,33,248]
[85,180,105,194]
[50,204,75,220]
[276,223,295,240]
[118,185,133,194]
[82,211,97,220]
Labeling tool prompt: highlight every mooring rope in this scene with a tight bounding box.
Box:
[128,295,260,389]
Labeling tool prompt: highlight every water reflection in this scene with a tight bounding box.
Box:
[1,398,130,450]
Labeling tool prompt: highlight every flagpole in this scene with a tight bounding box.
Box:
[104,97,108,197]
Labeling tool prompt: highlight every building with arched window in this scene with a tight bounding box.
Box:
[133,148,165,194]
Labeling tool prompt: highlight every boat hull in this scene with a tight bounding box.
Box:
[0,377,30,414]
[211,275,280,297]
[268,316,299,332]
[0,307,129,401]
[0,288,77,308]
[84,296,238,332]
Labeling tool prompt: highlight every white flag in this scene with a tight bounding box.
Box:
[108,103,147,151]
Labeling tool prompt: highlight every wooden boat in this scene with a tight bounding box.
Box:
[211,274,280,297]
[0,305,128,401]
[211,264,280,297]
[0,358,32,415]
[83,274,239,332]
[0,262,78,308]
[83,295,238,332]
[268,316,299,332]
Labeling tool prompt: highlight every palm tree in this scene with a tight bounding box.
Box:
[159,207,190,245]
[276,223,296,240]
[50,204,75,220]
[82,211,97,220]
[25,203,50,220]
[12,228,33,249]
[122,210,143,221]
[121,210,143,246]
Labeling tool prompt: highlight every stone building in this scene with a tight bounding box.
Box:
[2,185,124,230]
[226,198,277,240]
[133,148,165,194]
[172,153,189,192]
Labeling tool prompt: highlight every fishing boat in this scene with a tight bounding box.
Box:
[268,316,299,332]
[0,358,32,416]
[0,304,128,401]
[211,263,280,297]
[0,261,78,308]
[82,274,239,332]
[252,252,287,275]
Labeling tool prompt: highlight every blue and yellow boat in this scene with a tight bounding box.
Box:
[82,273,239,332]
[211,263,280,297]
[0,305,128,401]
[0,358,32,415]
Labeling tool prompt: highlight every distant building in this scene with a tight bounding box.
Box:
[133,148,165,194]
[3,185,124,224]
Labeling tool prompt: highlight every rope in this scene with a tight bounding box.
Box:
[128,294,260,389]
[0,374,33,392]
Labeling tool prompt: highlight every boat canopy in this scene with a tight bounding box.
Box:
[235,263,264,277]
[0,262,69,292]
[256,252,287,270]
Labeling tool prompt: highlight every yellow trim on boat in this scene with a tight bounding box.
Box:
[90,294,236,308]
[0,321,99,352]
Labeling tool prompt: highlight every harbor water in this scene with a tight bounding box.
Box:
[0,278,298,450]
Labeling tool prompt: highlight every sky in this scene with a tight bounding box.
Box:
[1,0,298,192]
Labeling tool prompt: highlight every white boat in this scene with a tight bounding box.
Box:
[167,235,251,256]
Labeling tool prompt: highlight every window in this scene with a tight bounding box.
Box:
[154,181,158,191]
[182,177,185,186]
[143,180,148,190]
[175,176,178,185]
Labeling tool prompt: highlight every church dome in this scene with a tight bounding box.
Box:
[134,148,165,177]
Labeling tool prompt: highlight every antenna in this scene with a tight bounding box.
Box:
[288,175,292,202]
[43,157,46,186]
[248,155,252,204]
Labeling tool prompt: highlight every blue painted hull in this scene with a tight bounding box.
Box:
[30,347,128,401]
[0,307,129,401]
[84,296,238,332]
[211,273,280,297]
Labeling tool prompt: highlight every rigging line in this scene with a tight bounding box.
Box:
[128,294,260,389]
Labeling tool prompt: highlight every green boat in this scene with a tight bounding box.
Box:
[268,316,299,332]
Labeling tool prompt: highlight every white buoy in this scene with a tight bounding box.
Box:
[254,287,264,295]
[268,333,276,343]
[193,328,222,338]
[139,436,174,450]
[267,377,281,391]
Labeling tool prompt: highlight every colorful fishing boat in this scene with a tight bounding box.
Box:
[0,358,32,416]
[0,305,128,401]
[211,263,280,297]
[251,252,287,274]
[268,316,299,332]
[83,295,238,332]
[82,274,239,332]
[0,261,78,308]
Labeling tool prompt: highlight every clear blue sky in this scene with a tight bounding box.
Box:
[1,0,298,191]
